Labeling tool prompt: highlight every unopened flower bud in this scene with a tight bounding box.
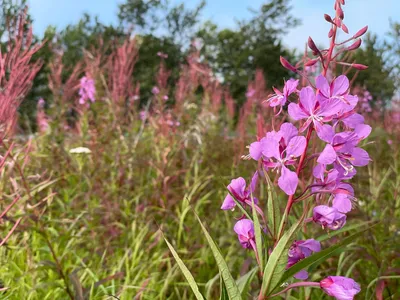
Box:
[324,14,334,24]
[328,29,334,38]
[280,56,297,72]
[353,26,368,39]
[342,23,349,34]
[308,37,320,55]
[305,58,319,67]
[352,63,368,70]
[347,39,362,51]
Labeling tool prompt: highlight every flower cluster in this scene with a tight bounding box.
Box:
[221,0,369,298]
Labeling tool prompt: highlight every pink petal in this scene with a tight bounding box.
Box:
[278,166,298,195]
[279,123,299,144]
[351,147,370,166]
[315,75,330,99]
[221,194,236,210]
[333,194,352,213]
[316,124,335,143]
[286,136,306,158]
[318,144,337,165]
[332,75,349,96]
[288,103,309,120]
[299,86,316,113]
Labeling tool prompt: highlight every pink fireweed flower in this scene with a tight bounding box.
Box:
[288,86,344,132]
[320,276,361,300]
[163,95,169,101]
[78,76,96,105]
[287,239,321,279]
[221,172,258,210]
[266,79,299,107]
[316,75,358,107]
[312,167,355,213]
[152,86,160,95]
[249,123,306,195]
[317,124,371,176]
[313,205,346,230]
[234,219,255,249]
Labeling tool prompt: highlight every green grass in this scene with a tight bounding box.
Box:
[0,106,399,299]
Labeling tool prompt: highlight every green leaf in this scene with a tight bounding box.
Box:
[220,278,229,300]
[260,215,304,297]
[264,170,280,239]
[237,267,258,298]
[251,196,264,269]
[164,236,205,300]
[277,224,377,288]
[316,221,374,242]
[196,214,242,300]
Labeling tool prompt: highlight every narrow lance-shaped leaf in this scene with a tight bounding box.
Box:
[259,204,308,298]
[164,236,205,300]
[237,267,258,298]
[251,195,264,270]
[195,214,242,300]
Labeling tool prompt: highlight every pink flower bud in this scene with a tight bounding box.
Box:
[305,58,319,67]
[342,23,349,34]
[353,26,368,39]
[324,14,334,24]
[352,63,368,70]
[280,56,297,72]
[308,37,320,55]
[337,6,344,20]
[347,39,362,51]
[328,29,334,38]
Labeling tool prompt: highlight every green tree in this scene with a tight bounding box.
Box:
[350,33,396,106]
[197,0,300,104]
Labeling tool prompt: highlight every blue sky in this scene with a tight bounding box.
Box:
[29,0,400,50]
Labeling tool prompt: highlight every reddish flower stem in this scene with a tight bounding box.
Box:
[277,126,314,240]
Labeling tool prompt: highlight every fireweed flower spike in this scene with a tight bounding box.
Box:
[216,0,371,298]
[249,123,306,195]
[266,78,298,108]
[221,172,258,210]
[320,276,361,300]
[287,239,321,279]
[79,76,96,105]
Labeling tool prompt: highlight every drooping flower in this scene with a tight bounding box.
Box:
[320,276,361,300]
[288,86,343,132]
[287,239,321,279]
[249,123,306,195]
[266,79,299,108]
[234,219,255,249]
[78,76,96,105]
[221,172,258,210]
[313,205,346,230]
[312,167,355,213]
